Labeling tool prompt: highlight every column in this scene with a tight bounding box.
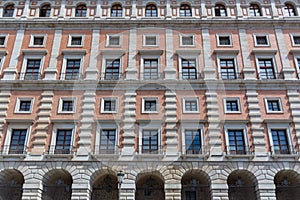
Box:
[287,90,300,151]
[125,29,137,80]
[76,90,96,158]
[246,89,266,158]
[85,30,100,80]
[3,29,24,80]
[165,183,181,200]
[71,181,91,200]
[120,90,137,157]
[202,28,215,79]
[31,91,53,155]
[44,30,62,80]
[0,90,10,139]
[210,182,228,200]
[275,28,296,80]
[164,90,178,158]
[164,29,176,79]
[239,29,256,79]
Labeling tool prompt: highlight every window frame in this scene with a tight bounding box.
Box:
[182,97,200,113]
[179,4,192,17]
[143,34,158,47]
[180,34,195,47]
[145,4,158,17]
[4,124,31,154]
[267,124,294,155]
[255,55,278,80]
[142,97,159,114]
[216,34,232,47]
[14,97,34,113]
[39,4,51,17]
[75,4,87,17]
[216,54,239,80]
[20,55,44,80]
[140,55,161,80]
[181,123,204,155]
[283,3,296,17]
[0,34,8,47]
[106,34,121,47]
[49,124,76,154]
[138,123,161,154]
[111,4,123,17]
[68,34,84,47]
[3,4,15,17]
[101,97,118,113]
[29,34,47,47]
[254,34,270,47]
[224,124,249,155]
[214,4,227,17]
[249,3,262,16]
[60,54,84,80]
[223,98,241,114]
[293,54,300,78]
[95,123,119,154]
[178,54,199,80]
[58,97,76,113]
[290,34,300,47]
[264,97,283,113]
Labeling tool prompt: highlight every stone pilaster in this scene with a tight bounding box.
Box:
[71,182,91,200]
[0,90,10,144]
[85,30,100,80]
[121,91,136,157]
[76,90,96,158]
[165,183,181,200]
[164,29,176,79]
[22,182,43,200]
[164,90,178,158]
[257,180,276,200]
[246,89,266,158]
[31,91,53,155]
[59,0,66,18]
[44,30,62,80]
[120,179,135,200]
[287,90,300,152]
[211,183,228,200]
[21,0,30,19]
[125,29,137,80]
[202,28,215,79]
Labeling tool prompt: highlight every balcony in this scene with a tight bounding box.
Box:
[225,145,254,159]
[99,73,124,81]
[44,145,74,159]
[0,145,27,159]
[179,72,202,80]
[258,72,284,80]
[270,146,299,159]
[18,72,42,80]
[140,72,164,80]
[218,72,243,80]
[60,73,83,80]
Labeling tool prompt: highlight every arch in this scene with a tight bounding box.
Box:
[40,3,51,17]
[274,170,300,200]
[75,3,87,17]
[215,3,227,17]
[249,3,262,16]
[42,169,73,200]
[227,170,258,200]
[3,3,14,17]
[181,170,211,200]
[179,3,192,17]
[136,171,165,200]
[111,3,123,17]
[284,2,297,16]
[91,173,118,200]
[0,169,24,200]
[145,3,158,17]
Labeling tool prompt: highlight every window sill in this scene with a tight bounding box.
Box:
[180,153,209,160]
[44,153,74,160]
[270,153,299,160]
[0,153,27,160]
[225,154,254,159]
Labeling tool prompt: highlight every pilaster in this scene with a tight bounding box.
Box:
[85,30,100,80]
[202,28,215,79]
[211,183,228,200]
[22,182,43,200]
[120,179,135,200]
[71,182,91,200]
[125,29,137,80]
[287,90,300,152]
[164,29,176,80]
[165,183,181,200]
[0,90,10,139]
[257,180,276,200]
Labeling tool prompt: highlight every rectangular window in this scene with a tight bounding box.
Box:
[107,35,120,46]
[0,35,7,46]
[182,59,197,79]
[266,99,282,112]
[59,98,75,113]
[54,129,72,154]
[15,98,33,113]
[185,129,202,154]
[99,129,116,154]
[255,35,269,46]
[143,98,158,113]
[144,35,157,46]
[30,35,46,47]
[68,35,83,47]
[65,59,80,80]
[224,98,240,113]
[292,35,300,46]
[271,129,290,154]
[9,129,27,154]
[142,129,158,153]
[258,58,275,79]
[227,129,246,154]
[62,100,73,112]
[144,59,158,80]
[180,35,194,46]
[183,98,199,113]
[105,59,120,80]
[220,59,236,79]
[101,98,117,113]
[217,35,232,46]
[24,59,41,80]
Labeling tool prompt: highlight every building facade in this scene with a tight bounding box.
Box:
[0,0,299,199]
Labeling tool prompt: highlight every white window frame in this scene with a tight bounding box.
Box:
[20,55,44,80]
[255,55,278,79]
[182,97,200,113]
[101,97,118,113]
[142,97,158,113]
[177,53,200,80]
[267,124,293,155]
[95,123,119,154]
[67,34,84,47]
[180,34,195,47]
[101,55,123,79]
[138,123,161,154]
[49,124,76,154]
[181,123,204,155]
[0,54,5,74]
[224,124,249,155]
[29,34,47,47]
[216,54,239,80]
[0,34,8,47]
[253,34,270,47]
[216,34,232,47]
[293,54,300,78]
[140,55,161,80]
[143,34,158,47]
[4,124,31,154]
[58,97,76,113]
[290,34,300,46]
[60,54,84,80]
[14,97,34,113]
[264,97,283,113]
[223,97,241,113]
[106,34,121,47]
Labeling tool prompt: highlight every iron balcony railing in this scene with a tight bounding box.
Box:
[270,145,295,155]
[18,72,42,80]
[0,145,27,155]
[226,145,253,155]
[93,145,120,155]
[179,72,202,80]
[138,145,164,155]
[47,145,74,155]
[59,73,83,80]
[218,72,244,80]
[99,73,124,80]
[258,72,284,80]
[184,145,208,155]
[140,72,165,80]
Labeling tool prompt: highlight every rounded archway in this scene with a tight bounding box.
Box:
[136,173,165,200]
[181,170,211,200]
[227,170,258,200]
[274,170,300,200]
[42,169,72,200]
[0,169,24,200]
[91,174,118,200]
